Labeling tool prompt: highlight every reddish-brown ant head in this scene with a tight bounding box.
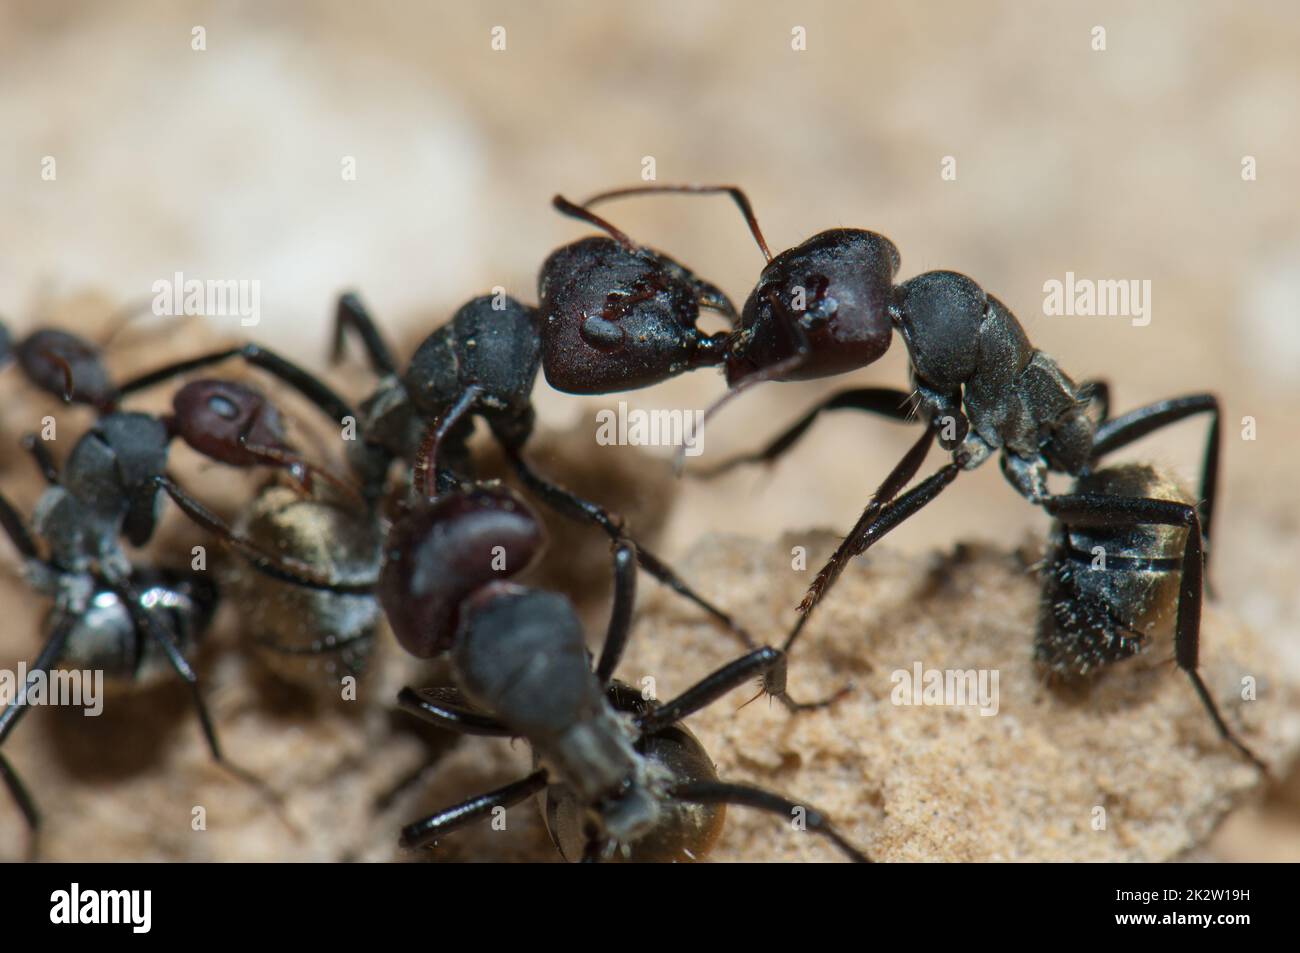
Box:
[378,484,546,658]
[725,229,899,387]
[15,329,119,409]
[169,379,294,469]
[538,236,733,394]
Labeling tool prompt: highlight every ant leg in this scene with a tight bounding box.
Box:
[0,491,42,561]
[668,781,869,862]
[788,457,960,652]
[106,579,225,761]
[20,434,59,485]
[637,646,787,733]
[594,540,637,685]
[413,386,482,500]
[2,618,67,857]
[106,579,294,817]
[396,687,511,737]
[1041,492,1265,772]
[332,292,397,376]
[695,386,918,479]
[1078,379,1111,424]
[502,444,755,648]
[400,770,549,849]
[642,647,782,729]
[155,475,375,595]
[116,343,356,426]
[1089,394,1220,561]
[0,614,75,750]
[1,753,40,837]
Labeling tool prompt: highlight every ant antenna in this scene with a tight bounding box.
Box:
[581,184,773,262]
[99,297,164,348]
[552,195,636,251]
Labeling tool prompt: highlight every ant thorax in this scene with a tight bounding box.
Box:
[31,487,131,580]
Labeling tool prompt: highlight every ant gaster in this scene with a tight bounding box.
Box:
[1037,462,1260,768]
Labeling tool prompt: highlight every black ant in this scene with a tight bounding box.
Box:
[548,183,1258,768]
[375,430,865,861]
[117,292,754,647]
[0,374,348,841]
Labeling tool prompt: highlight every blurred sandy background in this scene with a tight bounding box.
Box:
[0,1,1297,860]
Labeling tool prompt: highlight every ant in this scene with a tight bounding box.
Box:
[118,292,755,647]
[374,426,865,862]
[548,183,1258,768]
[0,373,347,840]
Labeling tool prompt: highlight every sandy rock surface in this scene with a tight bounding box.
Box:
[5,527,1293,863]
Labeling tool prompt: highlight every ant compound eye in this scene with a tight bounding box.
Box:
[578,312,626,351]
[207,393,240,420]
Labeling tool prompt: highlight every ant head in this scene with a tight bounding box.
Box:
[405,295,540,423]
[169,378,294,469]
[539,237,734,394]
[15,329,119,409]
[540,197,735,394]
[725,228,899,387]
[378,484,546,658]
